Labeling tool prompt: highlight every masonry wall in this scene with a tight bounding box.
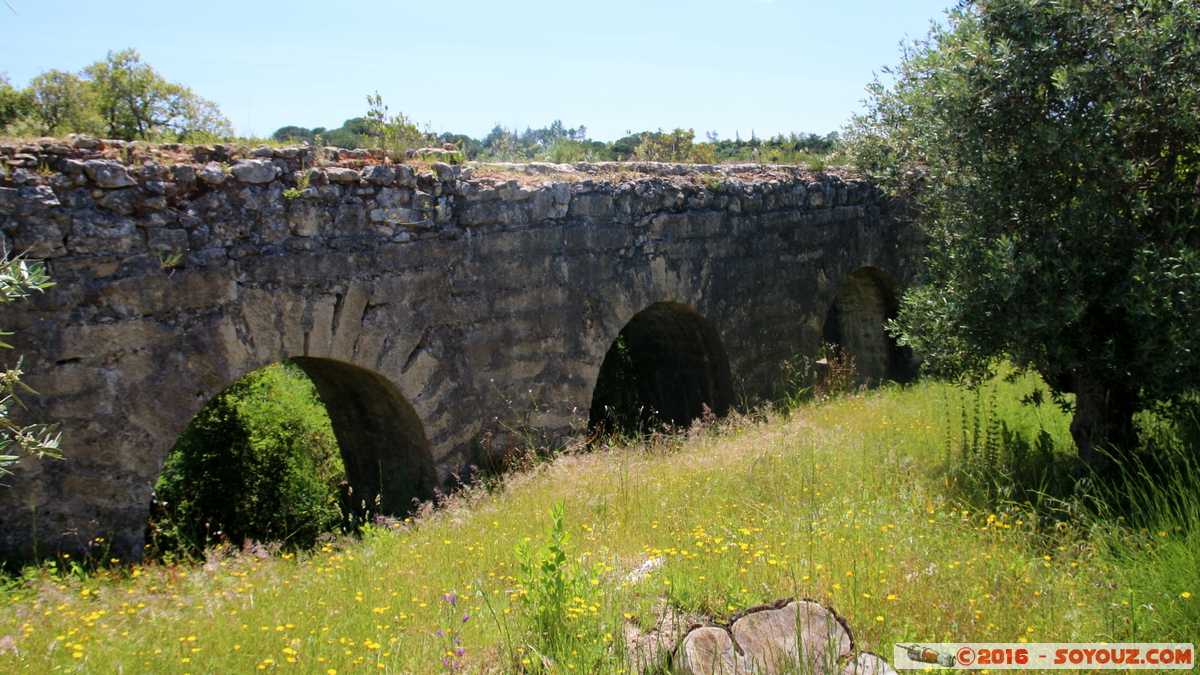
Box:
[0,136,923,558]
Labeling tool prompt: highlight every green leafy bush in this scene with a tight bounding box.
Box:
[847,0,1200,471]
[633,128,718,163]
[147,361,345,556]
[513,500,606,661]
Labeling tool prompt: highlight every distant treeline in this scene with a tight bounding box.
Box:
[0,48,842,166]
[272,118,844,165]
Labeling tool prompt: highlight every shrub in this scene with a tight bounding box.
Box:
[147,361,345,556]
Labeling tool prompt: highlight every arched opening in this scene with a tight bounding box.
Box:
[290,357,436,515]
[148,358,434,555]
[588,301,734,437]
[822,267,913,385]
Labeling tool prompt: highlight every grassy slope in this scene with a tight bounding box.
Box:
[1,375,1196,673]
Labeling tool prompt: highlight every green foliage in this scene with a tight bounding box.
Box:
[588,333,658,438]
[364,92,430,158]
[514,500,603,660]
[480,125,530,161]
[710,130,843,166]
[317,119,369,150]
[281,169,311,200]
[476,121,609,163]
[271,125,321,144]
[437,132,483,159]
[148,361,345,556]
[0,255,59,481]
[1,50,232,141]
[84,49,232,141]
[514,500,576,636]
[0,74,32,132]
[847,0,1200,465]
[23,70,100,137]
[633,127,718,163]
[610,131,649,160]
[155,249,184,273]
[5,374,1200,668]
[274,96,434,154]
[264,114,843,166]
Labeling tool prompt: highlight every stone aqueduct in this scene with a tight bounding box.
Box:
[0,138,923,558]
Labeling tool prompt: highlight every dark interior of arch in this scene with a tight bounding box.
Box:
[290,357,437,515]
[822,267,915,384]
[588,301,735,437]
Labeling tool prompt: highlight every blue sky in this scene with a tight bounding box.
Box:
[1,0,952,142]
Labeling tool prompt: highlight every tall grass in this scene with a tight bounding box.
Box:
[1,373,1195,673]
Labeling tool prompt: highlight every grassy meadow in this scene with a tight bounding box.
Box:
[1,373,1197,673]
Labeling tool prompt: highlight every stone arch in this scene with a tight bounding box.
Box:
[158,356,436,524]
[587,301,734,436]
[287,357,437,515]
[822,267,912,384]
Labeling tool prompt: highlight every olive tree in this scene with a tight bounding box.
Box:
[0,74,31,131]
[0,255,59,481]
[847,0,1200,470]
[84,49,232,142]
[25,69,101,137]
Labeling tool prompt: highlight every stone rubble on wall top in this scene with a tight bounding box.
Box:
[81,159,136,189]
[230,159,278,184]
[0,137,887,268]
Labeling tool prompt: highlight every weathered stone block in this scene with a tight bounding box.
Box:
[432,162,457,183]
[326,167,361,184]
[362,164,395,185]
[288,201,331,237]
[12,216,66,258]
[369,207,423,225]
[335,203,367,232]
[198,162,227,184]
[67,215,141,255]
[231,159,278,184]
[146,228,188,252]
[569,192,614,217]
[82,160,136,188]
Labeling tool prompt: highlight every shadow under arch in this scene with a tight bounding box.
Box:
[588,301,734,437]
[289,357,437,516]
[822,266,914,385]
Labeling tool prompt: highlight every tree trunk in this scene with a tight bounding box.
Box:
[1068,373,1138,476]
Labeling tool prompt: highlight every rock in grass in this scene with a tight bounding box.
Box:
[674,627,738,675]
[731,601,851,674]
[673,599,890,675]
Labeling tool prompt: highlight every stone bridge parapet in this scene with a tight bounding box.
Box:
[0,136,924,558]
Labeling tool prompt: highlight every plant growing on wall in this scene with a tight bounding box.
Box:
[364,92,430,158]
